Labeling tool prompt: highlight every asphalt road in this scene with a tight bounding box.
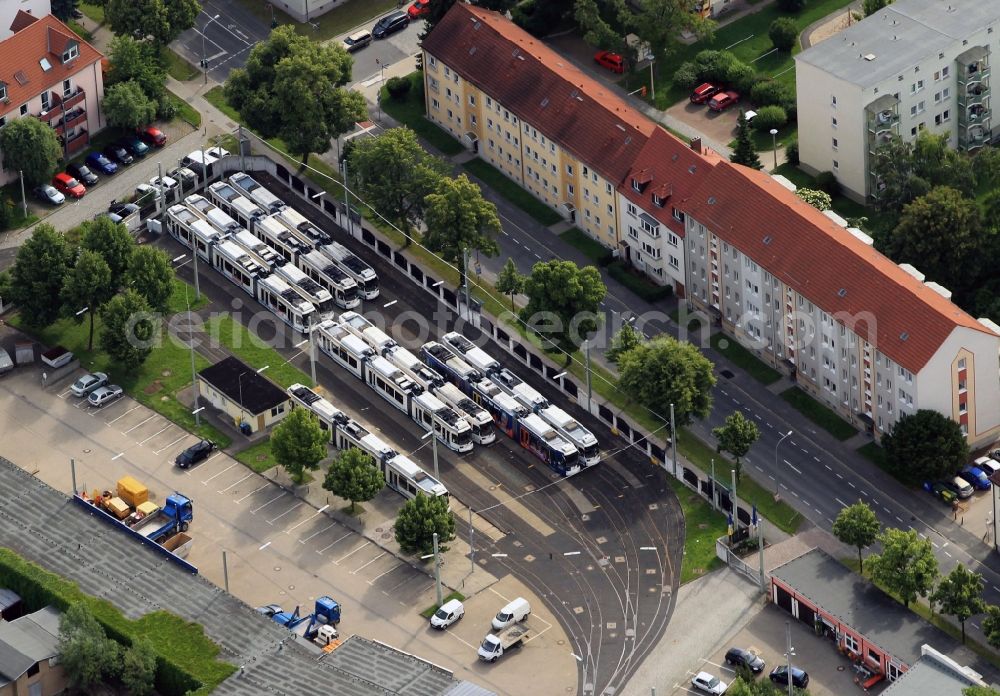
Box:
[156,172,687,696]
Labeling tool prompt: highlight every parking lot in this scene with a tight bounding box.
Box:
[664,99,740,150]
[670,605,890,696]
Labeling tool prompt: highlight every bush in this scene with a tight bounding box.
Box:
[730,64,758,94]
[776,0,805,11]
[750,79,791,108]
[156,95,177,120]
[386,76,412,101]
[815,171,841,195]
[673,61,700,89]
[0,196,12,231]
[608,260,673,302]
[751,105,788,132]
[769,17,799,52]
[785,139,799,165]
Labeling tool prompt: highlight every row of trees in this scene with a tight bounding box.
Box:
[60,603,157,695]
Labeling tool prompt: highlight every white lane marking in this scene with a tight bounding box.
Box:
[836,473,844,479]
[896,516,904,523]
[945,551,953,558]
[286,505,329,534]
[106,404,141,424]
[368,563,407,585]
[814,456,821,462]
[136,425,171,445]
[268,502,303,525]
[299,521,337,543]
[316,531,354,554]
[783,459,802,475]
[351,551,387,574]
[154,434,188,455]
[824,464,833,471]
[219,472,254,494]
[235,483,270,503]
[250,491,287,514]
[123,414,156,433]
[202,461,237,484]
[335,541,372,564]
[835,497,849,508]
[848,481,857,489]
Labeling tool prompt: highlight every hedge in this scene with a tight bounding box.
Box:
[608,260,674,302]
[0,548,235,695]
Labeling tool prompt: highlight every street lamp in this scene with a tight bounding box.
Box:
[775,430,793,493]
[784,621,796,696]
[422,429,440,480]
[420,532,444,608]
[770,128,779,171]
[201,14,221,85]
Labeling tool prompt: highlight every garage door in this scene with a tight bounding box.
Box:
[798,602,815,627]
[775,584,793,613]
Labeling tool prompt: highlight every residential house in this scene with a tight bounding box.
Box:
[0,605,66,696]
[197,356,290,433]
[0,10,106,186]
[1,1,50,40]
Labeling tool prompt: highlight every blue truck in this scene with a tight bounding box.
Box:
[272,596,341,644]
[131,494,194,543]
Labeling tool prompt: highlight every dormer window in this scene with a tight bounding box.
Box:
[632,179,642,192]
[631,169,652,192]
[0,83,6,101]
[62,43,79,63]
[652,194,664,208]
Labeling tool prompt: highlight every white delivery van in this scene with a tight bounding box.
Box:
[429,598,464,629]
[491,597,530,630]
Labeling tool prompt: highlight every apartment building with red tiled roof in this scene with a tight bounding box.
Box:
[0,10,106,185]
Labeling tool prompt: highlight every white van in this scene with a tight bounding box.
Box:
[491,597,530,630]
[429,598,464,629]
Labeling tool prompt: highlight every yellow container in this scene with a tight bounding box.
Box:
[135,501,159,517]
[116,476,148,508]
[106,497,131,520]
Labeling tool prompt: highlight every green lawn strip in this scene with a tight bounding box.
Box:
[204,86,240,121]
[461,158,563,226]
[709,332,781,385]
[737,122,798,153]
[67,20,93,42]
[234,437,279,473]
[165,89,202,128]
[231,0,397,42]
[772,163,892,231]
[607,260,673,302]
[780,387,856,441]
[669,478,727,584]
[79,2,105,23]
[165,278,210,314]
[0,549,234,695]
[420,591,467,618]
[206,314,312,389]
[559,227,611,264]
[163,48,200,82]
[380,74,465,156]
[677,427,803,534]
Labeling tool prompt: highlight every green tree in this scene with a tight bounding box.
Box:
[99,290,156,370]
[103,80,158,130]
[126,246,174,313]
[0,117,63,185]
[270,407,327,484]
[51,0,81,21]
[931,564,985,644]
[882,187,986,297]
[120,638,157,696]
[775,0,804,10]
[606,322,643,364]
[730,112,761,170]
[62,250,114,350]
[574,0,628,53]
[832,501,880,574]
[862,0,893,16]
[973,147,1000,192]
[82,215,136,289]
[983,605,1000,649]
[423,174,501,287]
[225,25,367,170]
[107,35,167,101]
[795,187,831,211]
[105,0,200,47]
[323,448,385,513]
[394,492,456,555]
[495,258,525,311]
[883,410,970,485]
[965,688,1000,696]
[768,17,798,52]
[618,336,716,425]
[348,128,447,242]
[629,0,714,63]
[520,260,606,359]
[9,224,72,327]
[868,527,939,608]
[712,411,760,480]
[59,603,121,690]
[871,132,974,214]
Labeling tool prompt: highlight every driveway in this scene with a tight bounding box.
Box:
[665,100,739,149]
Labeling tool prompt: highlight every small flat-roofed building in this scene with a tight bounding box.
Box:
[197,356,290,433]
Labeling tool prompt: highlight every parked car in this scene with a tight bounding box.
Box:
[975,456,1000,476]
[342,29,372,52]
[0,348,14,376]
[139,125,166,147]
[943,475,975,498]
[960,466,992,490]
[691,82,720,104]
[429,598,464,629]
[70,372,109,397]
[134,183,157,206]
[167,166,198,186]
[769,666,808,689]
[255,604,283,618]
[33,184,65,205]
[149,175,179,194]
[924,481,958,505]
[407,0,431,18]
[66,162,99,186]
[594,50,625,74]
[691,672,727,695]
[88,384,124,408]
[109,201,140,218]
[117,135,149,158]
[104,143,133,165]
[372,10,409,38]
[175,439,217,468]
[206,146,231,159]
[709,90,740,112]
[725,647,765,673]
[85,151,118,175]
[52,172,86,199]
[491,597,530,630]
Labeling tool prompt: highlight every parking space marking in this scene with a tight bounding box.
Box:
[188,451,226,474]
[122,414,155,433]
[351,551,386,574]
[267,502,303,525]
[219,472,254,493]
[316,531,353,554]
[202,461,238,484]
[285,505,329,534]
[154,434,188,455]
[299,521,337,543]
[367,563,407,585]
[136,425,172,446]
[335,541,372,565]
[106,404,141,424]
[58,389,74,398]
[235,483,270,503]
[250,491,287,514]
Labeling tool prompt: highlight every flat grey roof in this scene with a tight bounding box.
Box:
[795,0,1000,87]
[0,606,60,663]
[881,648,993,696]
[0,457,494,696]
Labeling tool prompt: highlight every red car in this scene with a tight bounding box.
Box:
[139,125,166,147]
[52,172,86,198]
[690,82,720,104]
[709,90,740,112]
[407,0,430,18]
[594,50,625,74]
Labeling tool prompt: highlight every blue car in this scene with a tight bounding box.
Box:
[960,466,992,490]
[85,151,118,175]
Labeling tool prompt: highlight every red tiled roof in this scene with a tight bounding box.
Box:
[619,127,719,231]
[9,10,38,34]
[683,162,994,372]
[423,3,654,184]
[0,14,103,119]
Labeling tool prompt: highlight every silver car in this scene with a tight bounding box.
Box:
[70,371,108,397]
[33,184,65,205]
[88,384,123,408]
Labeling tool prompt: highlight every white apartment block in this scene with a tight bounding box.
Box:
[682,161,1000,446]
[795,0,1000,201]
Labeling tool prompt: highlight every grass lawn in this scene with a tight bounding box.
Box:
[235,437,279,473]
[206,314,313,389]
[709,333,782,385]
[79,2,105,23]
[67,20,92,42]
[165,278,211,315]
[780,387,856,441]
[677,426,803,534]
[165,89,202,128]
[669,478,727,584]
[163,48,200,82]
[733,121,797,154]
[857,441,893,476]
[559,227,611,264]
[462,158,563,226]
[420,591,466,618]
[772,162,896,235]
[233,0,398,42]
[607,260,674,303]
[204,86,240,122]
[380,73,465,156]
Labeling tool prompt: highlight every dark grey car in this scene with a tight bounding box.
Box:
[373,10,409,38]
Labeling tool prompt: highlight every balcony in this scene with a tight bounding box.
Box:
[867,110,899,134]
[63,129,89,154]
[967,106,991,123]
[53,108,86,135]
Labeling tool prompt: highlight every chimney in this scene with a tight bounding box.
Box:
[689,137,702,152]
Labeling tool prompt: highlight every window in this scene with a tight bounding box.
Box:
[469,94,476,105]
[270,404,285,417]
[833,159,839,170]
[672,207,684,222]
[444,66,450,76]
[470,114,477,126]
[566,164,573,175]
[958,357,967,369]
[943,109,950,121]
[943,66,950,78]
[567,184,575,196]
[942,87,949,99]
[446,87,452,98]
[0,84,5,101]
[832,137,839,149]
[0,116,5,129]
[627,203,637,216]
[831,116,838,127]
[582,165,588,176]
[669,255,679,269]
[844,633,859,653]
[606,183,612,194]
[934,91,941,103]
[62,44,79,62]
[19,104,27,116]
[41,91,50,112]
[831,95,837,106]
